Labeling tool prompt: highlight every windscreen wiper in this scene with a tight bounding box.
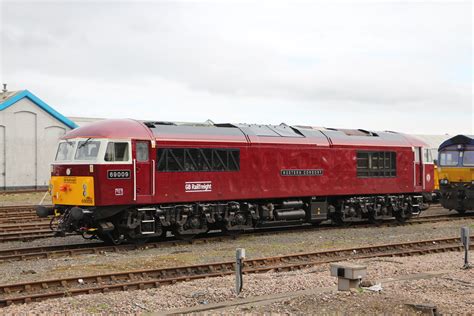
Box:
[78,138,92,149]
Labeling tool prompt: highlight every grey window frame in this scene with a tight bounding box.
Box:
[157,148,240,172]
[356,151,396,178]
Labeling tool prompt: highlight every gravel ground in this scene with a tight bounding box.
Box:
[1,251,472,314]
[0,217,472,285]
[0,235,99,251]
[227,254,474,315]
[0,192,472,314]
[0,191,49,206]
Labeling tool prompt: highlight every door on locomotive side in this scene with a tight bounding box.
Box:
[423,148,435,192]
[133,140,153,200]
[413,146,424,190]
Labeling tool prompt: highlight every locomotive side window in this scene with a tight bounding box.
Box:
[136,142,149,162]
[157,148,240,172]
[424,149,433,163]
[104,142,129,162]
[357,151,396,177]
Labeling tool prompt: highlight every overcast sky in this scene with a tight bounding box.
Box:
[0,1,472,134]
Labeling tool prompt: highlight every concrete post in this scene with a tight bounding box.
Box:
[461,227,470,269]
[235,248,245,295]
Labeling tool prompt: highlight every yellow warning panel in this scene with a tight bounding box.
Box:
[438,167,474,183]
[51,176,95,206]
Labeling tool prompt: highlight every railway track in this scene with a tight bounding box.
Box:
[0,206,38,216]
[0,204,468,243]
[0,236,471,307]
[0,230,57,243]
[0,223,51,233]
[0,213,472,262]
[0,206,47,225]
[0,217,49,225]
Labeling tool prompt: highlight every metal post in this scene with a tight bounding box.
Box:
[235,248,245,295]
[461,227,470,269]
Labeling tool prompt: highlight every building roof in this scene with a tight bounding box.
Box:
[0,90,78,129]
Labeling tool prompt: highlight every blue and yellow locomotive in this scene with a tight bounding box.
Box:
[437,135,474,214]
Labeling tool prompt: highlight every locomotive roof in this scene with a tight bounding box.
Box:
[62,119,428,148]
[63,119,155,140]
[439,134,474,150]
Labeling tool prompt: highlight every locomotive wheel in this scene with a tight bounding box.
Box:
[395,209,412,223]
[330,212,345,226]
[456,209,466,215]
[102,230,125,245]
[368,214,382,225]
[172,216,208,241]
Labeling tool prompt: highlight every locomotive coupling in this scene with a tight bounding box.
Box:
[36,205,54,218]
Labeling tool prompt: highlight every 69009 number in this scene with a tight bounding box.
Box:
[107,170,131,179]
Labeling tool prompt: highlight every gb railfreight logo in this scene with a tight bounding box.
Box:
[185,181,212,193]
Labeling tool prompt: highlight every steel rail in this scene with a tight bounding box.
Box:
[0,236,471,307]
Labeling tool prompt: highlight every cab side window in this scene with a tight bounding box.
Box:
[136,142,149,162]
[105,142,129,162]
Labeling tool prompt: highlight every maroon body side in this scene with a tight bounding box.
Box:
[53,119,434,207]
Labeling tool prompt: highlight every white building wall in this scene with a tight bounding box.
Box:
[0,126,5,189]
[0,98,70,190]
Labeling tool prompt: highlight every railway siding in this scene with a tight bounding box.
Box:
[0,236,472,307]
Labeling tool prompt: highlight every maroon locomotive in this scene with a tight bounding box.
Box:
[37,119,434,244]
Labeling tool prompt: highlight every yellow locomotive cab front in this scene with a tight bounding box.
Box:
[438,134,474,213]
[50,176,95,206]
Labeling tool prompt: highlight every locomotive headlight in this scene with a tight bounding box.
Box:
[66,168,71,176]
[440,179,449,185]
